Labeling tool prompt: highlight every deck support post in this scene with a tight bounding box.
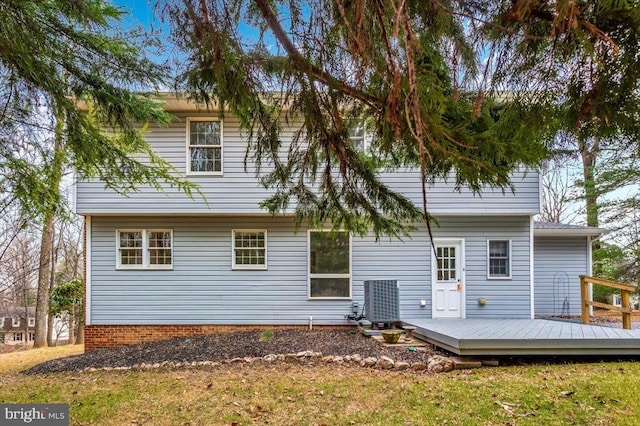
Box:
[622,291,631,330]
[580,275,590,325]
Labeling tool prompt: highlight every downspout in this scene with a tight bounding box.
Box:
[587,235,593,316]
[530,216,535,319]
[85,216,92,326]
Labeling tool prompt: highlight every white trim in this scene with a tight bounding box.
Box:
[86,216,92,325]
[534,228,604,237]
[28,317,35,327]
[486,239,512,279]
[232,229,268,270]
[12,317,20,327]
[186,117,223,176]
[587,235,593,316]
[431,238,466,319]
[307,229,352,300]
[530,216,535,319]
[115,229,174,270]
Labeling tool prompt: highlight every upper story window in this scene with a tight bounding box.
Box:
[12,317,20,327]
[232,230,267,270]
[349,122,365,152]
[117,229,173,270]
[28,317,35,327]
[308,230,351,299]
[187,118,223,174]
[487,239,511,279]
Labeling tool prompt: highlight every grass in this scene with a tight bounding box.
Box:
[259,329,273,342]
[0,344,83,374]
[2,348,640,425]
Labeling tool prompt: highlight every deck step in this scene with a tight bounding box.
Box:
[451,356,482,369]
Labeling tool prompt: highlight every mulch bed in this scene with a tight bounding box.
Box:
[23,329,438,375]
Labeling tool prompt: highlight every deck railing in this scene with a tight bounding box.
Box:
[580,275,636,330]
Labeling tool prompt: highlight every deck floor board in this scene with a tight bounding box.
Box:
[402,318,640,356]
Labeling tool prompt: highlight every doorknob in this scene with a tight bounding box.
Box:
[456,282,462,292]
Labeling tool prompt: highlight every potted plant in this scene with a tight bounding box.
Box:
[381,329,402,343]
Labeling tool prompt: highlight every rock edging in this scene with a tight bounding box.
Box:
[80,352,454,374]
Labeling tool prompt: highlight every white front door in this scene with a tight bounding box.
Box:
[432,240,464,319]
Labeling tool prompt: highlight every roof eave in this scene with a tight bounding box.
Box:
[534,228,606,237]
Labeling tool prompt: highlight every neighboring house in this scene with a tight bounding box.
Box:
[610,294,640,310]
[0,307,36,345]
[76,96,604,351]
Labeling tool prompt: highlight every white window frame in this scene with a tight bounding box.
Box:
[13,332,22,341]
[487,239,512,279]
[12,317,20,327]
[186,117,223,176]
[28,332,35,341]
[307,230,352,300]
[116,229,174,270]
[28,317,35,327]
[232,229,268,270]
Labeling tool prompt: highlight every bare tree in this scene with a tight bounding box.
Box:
[52,212,84,344]
[0,213,39,307]
[539,159,580,224]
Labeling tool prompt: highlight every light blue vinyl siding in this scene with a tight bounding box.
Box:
[76,113,540,215]
[433,216,532,319]
[534,236,588,317]
[89,215,532,325]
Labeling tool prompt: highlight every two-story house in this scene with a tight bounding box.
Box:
[0,307,36,345]
[76,96,603,351]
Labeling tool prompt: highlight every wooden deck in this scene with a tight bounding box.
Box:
[403,318,640,356]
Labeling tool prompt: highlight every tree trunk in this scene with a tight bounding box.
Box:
[46,310,54,346]
[68,305,75,345]
[34,215,54,348]
[75,322,84,345]
[33,106,66,348]
[579,138,600,228]
[47,241,56,347]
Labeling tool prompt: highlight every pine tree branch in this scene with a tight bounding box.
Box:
[252,0,383,110]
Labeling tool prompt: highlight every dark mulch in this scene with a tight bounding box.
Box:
[23,329,437,375]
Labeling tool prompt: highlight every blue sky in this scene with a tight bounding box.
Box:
[112,1,159,30]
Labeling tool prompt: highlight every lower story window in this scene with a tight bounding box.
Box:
[488,239,511,278]
[28,332,35,341]
[13,333,22,342]
[233,230,267,269]
[117,229,173,269]
[309,231,351,298]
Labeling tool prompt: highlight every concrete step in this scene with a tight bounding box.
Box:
[451,356,482,369]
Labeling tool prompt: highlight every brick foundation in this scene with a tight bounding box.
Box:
[84,324,352,351]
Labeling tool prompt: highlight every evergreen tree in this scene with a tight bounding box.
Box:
[0,0,198,346]
[164,0,639,238]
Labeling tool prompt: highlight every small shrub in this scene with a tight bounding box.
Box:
[259,330,273,342]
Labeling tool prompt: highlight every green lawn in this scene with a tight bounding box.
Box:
[1,348,639,425]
